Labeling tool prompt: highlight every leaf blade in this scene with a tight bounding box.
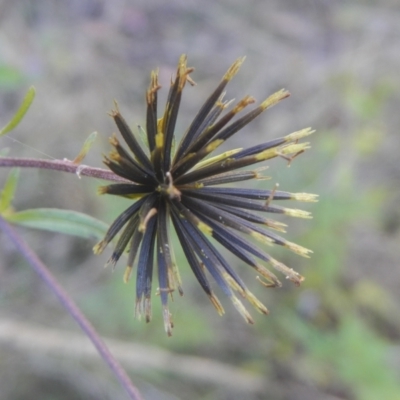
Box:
[0,86,36,136]
[0,168,20,213]
[6,208,109,240]
[72,131,98,164]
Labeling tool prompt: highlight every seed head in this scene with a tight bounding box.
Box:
[94,56,317,336]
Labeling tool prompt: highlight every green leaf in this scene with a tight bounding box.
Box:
[73,131,98,164]
[0,86,36,137]
[0,168,20,213]
[6,208,109,240]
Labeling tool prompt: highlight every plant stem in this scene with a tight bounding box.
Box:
[0,216,143,400]
[0,156,128,182]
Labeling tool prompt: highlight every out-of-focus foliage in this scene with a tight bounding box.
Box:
[1,1,400,400]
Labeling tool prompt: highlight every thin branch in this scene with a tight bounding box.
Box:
[0,156,129,182]
[0,318,265,393]
[0,216,143,400]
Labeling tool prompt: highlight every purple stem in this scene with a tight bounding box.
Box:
[0,216,143,400]
[0,157,128,182]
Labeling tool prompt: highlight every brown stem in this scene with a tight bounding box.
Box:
[0,215,143,400]
[0,156,128,182]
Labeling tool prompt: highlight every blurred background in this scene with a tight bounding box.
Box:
[1,0,400,399]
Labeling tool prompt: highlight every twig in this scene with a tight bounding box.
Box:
[0,156,128,182]
[0,216,143,400]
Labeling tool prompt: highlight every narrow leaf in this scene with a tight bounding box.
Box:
[73,131,98,164]
[0,86,36,136]
[0,168,20,213]
[6,208,109,240]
